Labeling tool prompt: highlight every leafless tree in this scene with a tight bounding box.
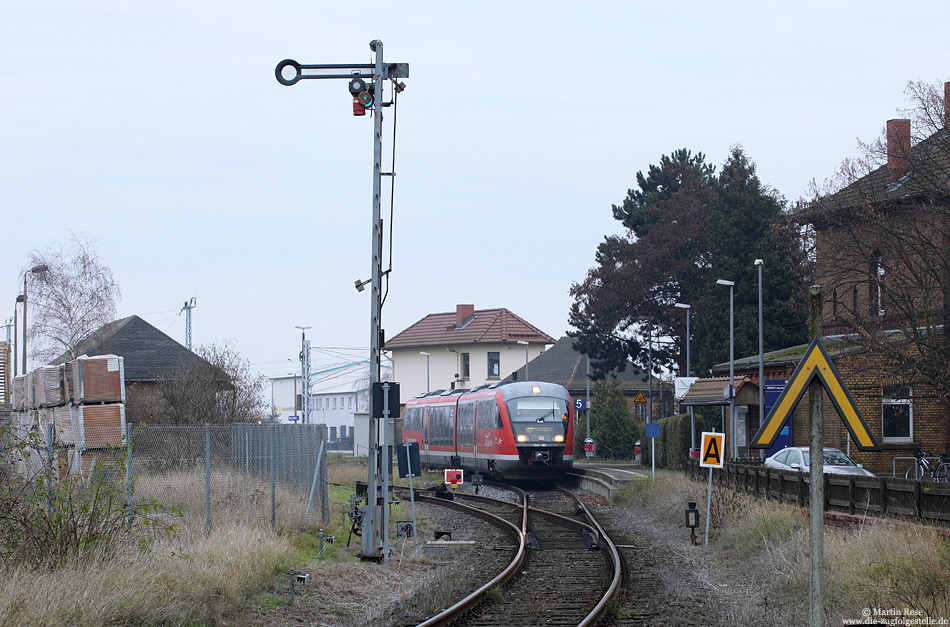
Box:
[25,235,120,366]
[127,342,269,425]
[803,79,950,397]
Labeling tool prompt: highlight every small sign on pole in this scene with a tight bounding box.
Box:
[444,469,463,502]
[699,431,725,546]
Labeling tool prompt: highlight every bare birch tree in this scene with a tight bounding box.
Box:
[25,236,120,366]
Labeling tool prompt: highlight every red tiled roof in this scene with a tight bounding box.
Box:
[385,308,555,349]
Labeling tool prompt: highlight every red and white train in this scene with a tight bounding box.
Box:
[401,380,574,481]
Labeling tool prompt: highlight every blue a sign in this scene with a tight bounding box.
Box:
[646,423,661,439]
[764,380,788,457]
[574,398,588,412]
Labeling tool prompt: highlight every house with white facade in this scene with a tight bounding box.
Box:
[386,304,555,400]
[271,375,363,445]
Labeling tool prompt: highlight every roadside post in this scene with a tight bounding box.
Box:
[699,431,724,546]
[749,286,880,627]
[645,422,660,479]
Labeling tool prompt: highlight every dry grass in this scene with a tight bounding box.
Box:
[0,455,429,625]
[0,523,294,626]
[621,472,950,622]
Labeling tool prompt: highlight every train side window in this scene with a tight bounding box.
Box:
[458,403,475,447]
[477,400,502,430]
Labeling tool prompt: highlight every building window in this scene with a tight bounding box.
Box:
[333,398,337,410]
[461,353,471,380]
[882,385,912,441]
[487,352,500,379]
[348,396,352,409]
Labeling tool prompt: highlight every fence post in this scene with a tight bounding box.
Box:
[305,440,326,524]
[46,423,55,515]
[205,423,211,537]
[270,423,276,528]
[321,427,329,523]
[126,422,133,527]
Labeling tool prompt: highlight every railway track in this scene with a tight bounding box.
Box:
[410,484,621,627]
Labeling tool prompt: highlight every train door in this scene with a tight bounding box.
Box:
[456,401,476,463]
[422,405,430,461]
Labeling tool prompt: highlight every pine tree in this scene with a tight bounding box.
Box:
[590,377,637,459]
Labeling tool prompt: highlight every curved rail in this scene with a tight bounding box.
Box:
[415,484,528,627]
[557,487,623,627]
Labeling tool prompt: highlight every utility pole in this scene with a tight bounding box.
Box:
[808,285,824,627]
[276,41,408,562]
[180,297,197,351]
[296,326,311,424]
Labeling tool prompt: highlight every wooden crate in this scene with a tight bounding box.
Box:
[33,365,66,408]
[77,404,126,448]
[67,356,125,404]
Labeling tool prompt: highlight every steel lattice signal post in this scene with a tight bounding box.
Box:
[275,40,408,562]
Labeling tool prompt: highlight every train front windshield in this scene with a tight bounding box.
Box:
[507,397,569,422]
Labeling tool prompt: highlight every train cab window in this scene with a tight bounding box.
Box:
[476,400,502,430]
[487,352,500,379]
[506,397,568,422]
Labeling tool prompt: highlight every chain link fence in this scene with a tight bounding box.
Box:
[9,418,330,534]
[129,423,329,533]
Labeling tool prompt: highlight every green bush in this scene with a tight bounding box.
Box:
[647,413,692,470]
[0,427,174,568]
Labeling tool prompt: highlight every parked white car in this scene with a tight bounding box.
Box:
[763,446,875,477]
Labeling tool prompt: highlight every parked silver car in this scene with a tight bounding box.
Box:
[763,446,875,477]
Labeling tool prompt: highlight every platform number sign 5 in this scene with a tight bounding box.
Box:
[574,398,588,412]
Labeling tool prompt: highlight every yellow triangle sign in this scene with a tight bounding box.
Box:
[750,337,880,451]
[634,391,646,403]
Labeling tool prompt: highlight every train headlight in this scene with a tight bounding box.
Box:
[516,435,528,443]
[554,435,564,443]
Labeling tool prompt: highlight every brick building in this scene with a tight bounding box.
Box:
[730,82,950,473]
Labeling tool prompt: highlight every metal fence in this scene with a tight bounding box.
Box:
[129,423,330,533]
[8,420,330,534]
[686,459,950,525]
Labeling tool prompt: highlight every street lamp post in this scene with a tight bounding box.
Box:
[20,264,49,373]
[419,352,430,393]
[517,340,529,380]
[754,259,765,460]
[674,302,693,451]
[716,279,735,459]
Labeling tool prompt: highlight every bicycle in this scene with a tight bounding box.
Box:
[904,449,950,482]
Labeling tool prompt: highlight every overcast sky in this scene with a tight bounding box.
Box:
[3,2,948,391]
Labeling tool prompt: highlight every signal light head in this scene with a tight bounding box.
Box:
[348,77,374,114]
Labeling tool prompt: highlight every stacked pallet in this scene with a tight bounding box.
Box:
[11,355,126,478]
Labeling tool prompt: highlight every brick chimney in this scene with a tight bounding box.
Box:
[886,118,911,171]
[455,304,475,328]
